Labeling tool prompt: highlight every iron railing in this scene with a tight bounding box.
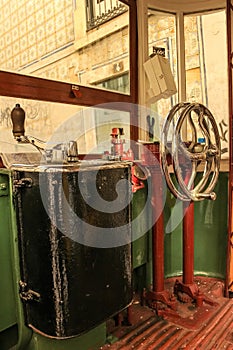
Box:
[86,0,128,30]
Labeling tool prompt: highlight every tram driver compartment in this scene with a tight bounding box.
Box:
[0,0,232,349]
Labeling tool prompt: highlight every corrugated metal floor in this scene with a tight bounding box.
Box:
[99,278,233,350]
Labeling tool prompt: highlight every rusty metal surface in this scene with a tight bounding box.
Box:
[100,277,233,350]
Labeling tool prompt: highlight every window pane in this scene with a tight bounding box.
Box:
[0,0,130,94]
[95,73,129,93]
[0,96,130,157]
[147,10,178,122]
[184,10,229,158]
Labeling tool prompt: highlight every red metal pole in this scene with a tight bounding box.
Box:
[151,166,164,292]
[182,201,194,285]
[144,143,176,309]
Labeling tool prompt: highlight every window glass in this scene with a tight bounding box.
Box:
[147,10,178,123]
[95,73,129,93]
[0,96,130,156]
[184,10,228,157]
[0,0,130,94]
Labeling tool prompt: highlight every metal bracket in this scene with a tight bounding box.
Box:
[19,280,41,303]
[0,182,8,196]
[13,177,33,189]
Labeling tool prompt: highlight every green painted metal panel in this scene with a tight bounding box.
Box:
[24,323,106,350]
[0,173,17,332]
[164,172,228,279]
[132,185,149,269]
[164,194,183,278]
[0,324,18,350]
[194,172,228,278]
[132,180,153,290]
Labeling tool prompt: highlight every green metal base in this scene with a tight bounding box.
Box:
[24,323,106,350]
[164,172,228,279]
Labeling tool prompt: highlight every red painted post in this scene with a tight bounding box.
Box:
[151,165,165,292]
[142,142,176,309]
[182,201,194,285]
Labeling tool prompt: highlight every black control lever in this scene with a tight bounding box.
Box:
[10,103,79,163]
[11,103,25,139]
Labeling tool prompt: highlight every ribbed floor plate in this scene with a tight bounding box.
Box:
[100,278,233,350]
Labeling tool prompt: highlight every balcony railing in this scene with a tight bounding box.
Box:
[86,0,128,30]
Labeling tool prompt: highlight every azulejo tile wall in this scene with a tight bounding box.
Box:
[0,0,74,70]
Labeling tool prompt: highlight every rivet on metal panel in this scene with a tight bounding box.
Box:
[0,183,7,190]
[13,177,33,188]
[0,182,8,196]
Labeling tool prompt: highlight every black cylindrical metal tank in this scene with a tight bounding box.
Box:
[12,161,132,338]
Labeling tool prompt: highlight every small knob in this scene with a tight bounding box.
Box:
[11,103,25,137]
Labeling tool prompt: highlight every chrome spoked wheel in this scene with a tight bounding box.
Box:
[161,102,221,201]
